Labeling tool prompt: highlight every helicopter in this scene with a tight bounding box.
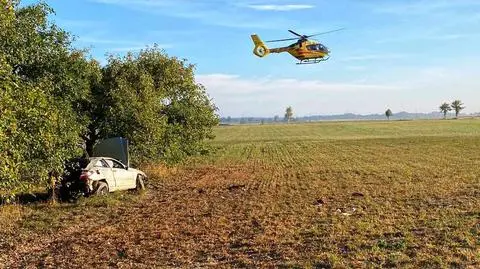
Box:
[251,28,344,64]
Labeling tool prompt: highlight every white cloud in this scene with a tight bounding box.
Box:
[373,0,480,15]
[246,4,314,11]
[197,73,397,94]
[90,0,295,29]
[196,65,480,117]
[196,73,400,116]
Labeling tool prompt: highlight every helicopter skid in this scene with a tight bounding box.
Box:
[297,56,330,65]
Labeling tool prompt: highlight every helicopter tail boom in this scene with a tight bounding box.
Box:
[251,34,270,57]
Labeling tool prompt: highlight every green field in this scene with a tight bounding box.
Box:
[1,119,480,267]
[214,119,480,143]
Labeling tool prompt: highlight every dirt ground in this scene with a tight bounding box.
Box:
[1,121,480,268]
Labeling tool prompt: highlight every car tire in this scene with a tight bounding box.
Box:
[95,182,109,195]
[136,175,145,191]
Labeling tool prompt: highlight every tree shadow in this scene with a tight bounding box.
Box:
[11,192,50,205]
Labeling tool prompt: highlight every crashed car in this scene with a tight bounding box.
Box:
[80,156,147,195]
[60,137,147,198]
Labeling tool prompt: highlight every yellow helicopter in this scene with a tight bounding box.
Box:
[251,29,344,64]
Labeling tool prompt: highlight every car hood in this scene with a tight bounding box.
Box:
[92,137,129,167]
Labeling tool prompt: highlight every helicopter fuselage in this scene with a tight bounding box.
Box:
[269,40,329,61]
[251,34,331,64]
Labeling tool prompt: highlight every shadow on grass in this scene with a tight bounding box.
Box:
[0,192,51,206]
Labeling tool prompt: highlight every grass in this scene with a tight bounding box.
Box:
[1,119,480,267]
[214,119,480,144]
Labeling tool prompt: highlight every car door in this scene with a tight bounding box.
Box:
[93,159,116,191]
[110,159,135,190]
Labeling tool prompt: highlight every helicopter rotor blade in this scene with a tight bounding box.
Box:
[306,28,345,38]
[265,28,345,43]
[288,30,304,38]
[266,37,300,43]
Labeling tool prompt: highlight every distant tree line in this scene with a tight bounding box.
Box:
[383,100,466,121]
[0,1,218,201]
[384,100,466,121]
[439,100,465,119]
[221,100,471,125]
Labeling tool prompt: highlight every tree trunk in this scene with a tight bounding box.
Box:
[48,171,57,204]
[85,123,99,156]
[85,138,95,157]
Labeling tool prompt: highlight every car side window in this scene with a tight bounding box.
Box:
[111,160,125,169]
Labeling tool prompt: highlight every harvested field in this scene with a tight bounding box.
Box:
[1,119,480,268]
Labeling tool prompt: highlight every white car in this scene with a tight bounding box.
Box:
[80,157,147,195]
[79,137,147,195]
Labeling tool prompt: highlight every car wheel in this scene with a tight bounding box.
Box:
[136,175,145,191]
[95,182,109,195]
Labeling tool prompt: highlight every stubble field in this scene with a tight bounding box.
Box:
[1,119,480,268]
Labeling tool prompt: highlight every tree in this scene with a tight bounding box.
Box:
[89,47,219,164]
[273,115,279,122]
[451,100,465,118]
[0,1,220,201]
[1,1,91,201]
[284,106,293,123]
[439,102,452,119]
[385,109,393,120]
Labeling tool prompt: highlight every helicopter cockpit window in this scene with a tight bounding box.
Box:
[308,44,328,51]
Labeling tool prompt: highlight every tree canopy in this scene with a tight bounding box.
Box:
[1,1,90,199]
[385,109,392,120]
[439,102,452,119]
[0,1,219,200]
[95,48,218,164]
[285,106,293,122]
[451,100,465,118]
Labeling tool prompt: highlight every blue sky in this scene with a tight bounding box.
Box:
[23,0,480,117]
